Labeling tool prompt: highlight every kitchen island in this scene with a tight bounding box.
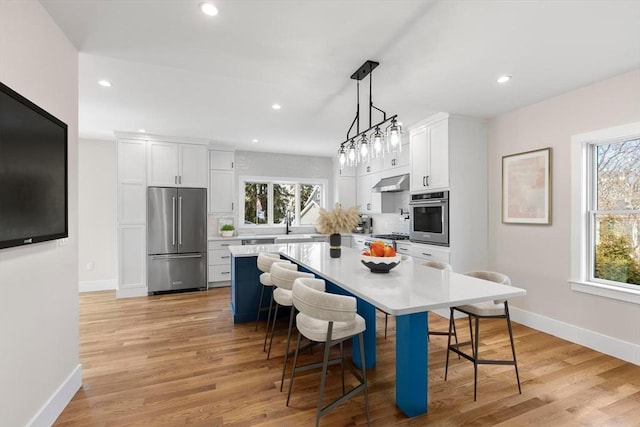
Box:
[229,242,526,417]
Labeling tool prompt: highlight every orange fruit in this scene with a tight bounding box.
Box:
[383,246,396,257]
[370,242,385,257]
[362,251,370,256]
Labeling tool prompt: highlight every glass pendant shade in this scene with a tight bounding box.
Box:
[347,139,357,167]
[358,134,370,163]
[371,127,384,159]
[387,119,402,153]
[338,146,346,170]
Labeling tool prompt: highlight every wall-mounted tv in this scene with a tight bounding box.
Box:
[0,81,68,249]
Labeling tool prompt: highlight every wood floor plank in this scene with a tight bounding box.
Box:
[53,288,640,426]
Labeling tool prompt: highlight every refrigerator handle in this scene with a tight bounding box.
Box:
[178,196,183,245]
[172,197,176,246]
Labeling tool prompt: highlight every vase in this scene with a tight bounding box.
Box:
[329,233,341,258]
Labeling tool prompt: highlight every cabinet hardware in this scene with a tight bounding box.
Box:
[422,253,432,257]
[426,175,430,186]
[220,243,230,247]
[422,176,426,186]
[231,202,234,211]
[221,255,230,259]
[366,166,370,173]
[231,161,234,169]
[221,271,230,275]
[367,203,371,211]
[175,176,178,185]
[179,175,182,185]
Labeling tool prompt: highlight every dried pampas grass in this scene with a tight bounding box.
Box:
[316,203,360,234]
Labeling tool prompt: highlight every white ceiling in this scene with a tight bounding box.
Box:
[40,0,640,157]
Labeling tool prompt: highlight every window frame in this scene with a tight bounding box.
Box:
[570,122,640,304]
[239,176,328,228]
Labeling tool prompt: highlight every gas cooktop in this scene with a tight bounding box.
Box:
[371,233,410,241]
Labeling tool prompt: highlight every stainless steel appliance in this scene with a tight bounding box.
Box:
[147,187,207,293]
[353,215,373,234]
[409,191,449,246]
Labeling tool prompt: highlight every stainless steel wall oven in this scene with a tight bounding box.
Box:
[409,191,449,246]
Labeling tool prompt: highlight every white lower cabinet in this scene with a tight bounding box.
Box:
[396,241,450,263]
[208,239,241,285]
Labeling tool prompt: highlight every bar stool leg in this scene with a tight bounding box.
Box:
[280,306,296,391]
[263,293,275,351]
[358,331,371,426]
[267,303,280,360]
[286,332,303,406]
[316,323,334,427]
[445,307,455,380]
[505,303,522,394]
[255,285,266,331]
[473,315,480,401]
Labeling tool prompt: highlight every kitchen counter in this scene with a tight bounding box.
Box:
[229,242,526,418]
[208,233,329,241]
[229,242,524,316]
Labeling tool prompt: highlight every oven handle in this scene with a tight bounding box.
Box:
[409,199,446,205]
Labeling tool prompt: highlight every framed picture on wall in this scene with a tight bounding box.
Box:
[502,147,552,224]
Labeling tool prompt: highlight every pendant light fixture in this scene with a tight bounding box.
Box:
[337,60,401,169]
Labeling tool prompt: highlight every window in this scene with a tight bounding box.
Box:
[571,122,640,304]
[590,139,640,286]
[242,178,326,226]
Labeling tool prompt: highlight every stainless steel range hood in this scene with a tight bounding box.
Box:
[371,174,410,192]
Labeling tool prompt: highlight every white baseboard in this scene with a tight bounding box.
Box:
[510,306,640,366]
[116,286,148,298]
[27,364,82,427]
[79,279,116,292]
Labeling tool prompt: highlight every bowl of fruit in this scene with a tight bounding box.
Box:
[361,241,401,273]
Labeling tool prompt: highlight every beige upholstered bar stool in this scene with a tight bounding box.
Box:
[267,262,314,362]
[255,253,295,352]
[444,271,521,401]
[422,261,458,344]
[278,277,326,392]
[287,280,370,427]
[255,253,282,331]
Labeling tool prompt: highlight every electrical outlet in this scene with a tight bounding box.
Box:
[86,262,95,271]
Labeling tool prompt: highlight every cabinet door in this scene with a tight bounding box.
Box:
[409,126,429,192]
[369,172,381,213]
[356,174,369,213]
[179,144,208,188]
[337,176,356,209]
[210,150,234,170]
[148,141,179,186]
[209,170,234,213]
[427,119,449,189]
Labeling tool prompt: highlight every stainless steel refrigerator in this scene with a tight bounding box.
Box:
[147,187,207,293]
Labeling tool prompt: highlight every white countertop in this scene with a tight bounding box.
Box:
[208,233,329,241]
[229,242,526,316]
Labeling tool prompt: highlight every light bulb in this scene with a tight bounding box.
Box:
[371,127,384,158]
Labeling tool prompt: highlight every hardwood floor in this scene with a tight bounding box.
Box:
[55,288,640,426]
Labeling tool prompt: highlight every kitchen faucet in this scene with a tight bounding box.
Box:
[285,212,291,234]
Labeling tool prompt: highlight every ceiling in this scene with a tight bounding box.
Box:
[40,0,640,158]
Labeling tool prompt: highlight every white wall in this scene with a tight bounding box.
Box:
[488,69,640,359]
[78,139,117,290]
[214,150,334,233]
[0,1,80,426]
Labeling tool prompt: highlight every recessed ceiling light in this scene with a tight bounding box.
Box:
[98,80,112,87]
[138,129,146,133]
[497,75,512,84]
[199,2,218,16]
[252,139,259,143]
[272,104,281,110]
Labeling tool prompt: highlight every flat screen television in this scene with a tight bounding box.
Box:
[0,81,68,249]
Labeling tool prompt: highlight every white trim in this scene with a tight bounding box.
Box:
[79,279,116,292]
[570,280,640,305]
[510,306,640,366]
[116,286,148,298]
[27,364,82,427]
[570,122,640,300]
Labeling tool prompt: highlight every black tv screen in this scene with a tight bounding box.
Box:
[0,81,68,249]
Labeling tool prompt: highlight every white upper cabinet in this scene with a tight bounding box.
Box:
[410,118,449,192]
[147,141,208,188]
[381,140,410,178]
[356,172,381,214]
[208,149,235,213]
[209,149,234,170]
